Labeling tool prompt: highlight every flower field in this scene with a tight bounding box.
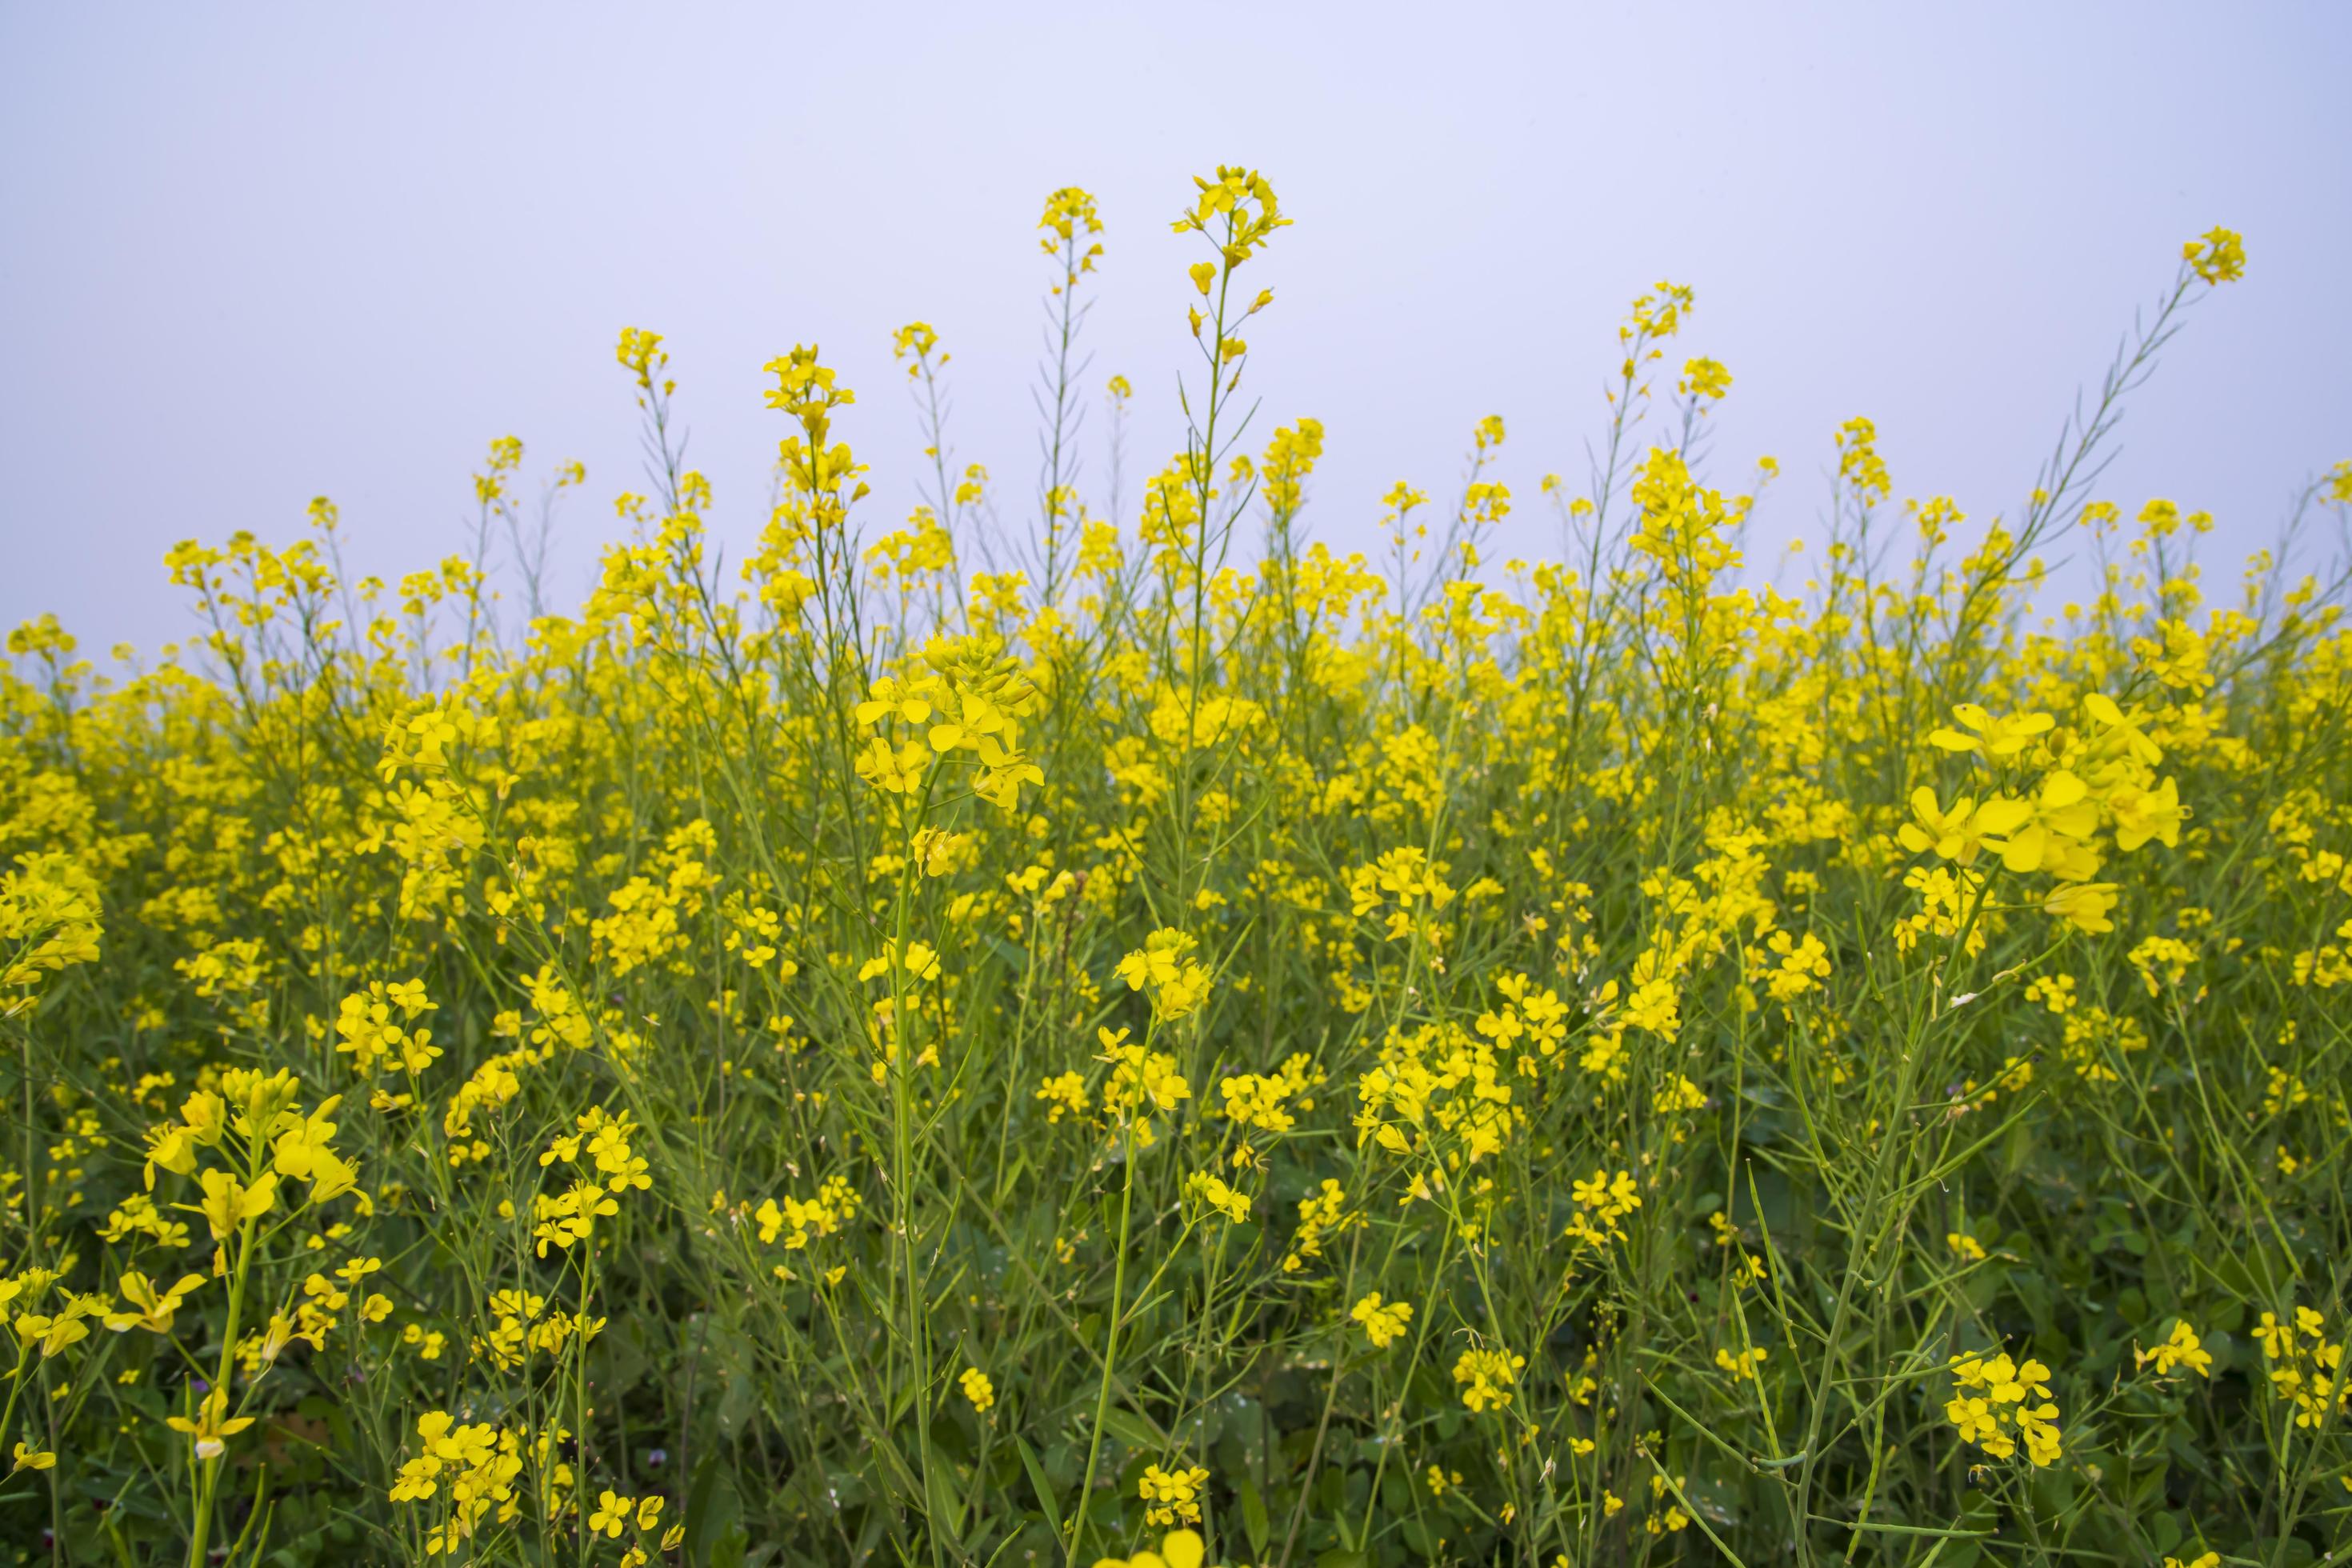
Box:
[3,171,2349,1566]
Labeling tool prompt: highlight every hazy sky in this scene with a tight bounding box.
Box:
[4,3,2346,658]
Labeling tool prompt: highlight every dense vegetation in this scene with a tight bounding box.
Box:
[4,174,2348,1568]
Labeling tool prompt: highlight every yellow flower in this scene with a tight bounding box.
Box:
[1453,1346,1526,1412]
[1679,357,1733,401]
[2041,880,2119,935]
[14,1309,92,1358]
[1115,928,1214,1021]
[1928,703,2054,759]
[588,1489,635,1538]
[1350,1292,1413,1349]
[2182,226,2246,285]
[1093,1529,1205,1568]
[166,1388,256,1460]
[104,1271,206,1334]
[196,1168,279,1240]
[1037,186,1104,275]
[10,1442,56,1472]
[1946,1352,2062,1466]
[1186,1170,1250,1223]
[2082,692,2163,766]
[1137,1462,1210,1526]
[891,322,939,367]
[1034,1070,1089,1123]
[854,736,929,796]
[1714,1346,1768,1381]
[615,326,666,388]
[1835,416,1891,505]
[2109,776,2186,851]
[272,1098,358,1200]
[958,1366,996,1414]
[2135,1320,2213,1378]
[1900,787,2030,865]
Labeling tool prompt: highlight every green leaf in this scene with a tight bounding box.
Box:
[1016,1434,1064,1541]
[1238,1474,1270,1558]
[686,1456,744,1567]
[926,1458,968,1548]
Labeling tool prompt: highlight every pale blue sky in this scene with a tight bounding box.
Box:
[3,3,2346,657]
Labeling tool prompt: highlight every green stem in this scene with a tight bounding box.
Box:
[1066,1114,1139,1567]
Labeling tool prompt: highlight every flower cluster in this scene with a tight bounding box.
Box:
[2256,1306,2348,1429]
[530,1106,649,1258]
[1138,1462,1211,1526]
[1115,927,1214,1021]
[1452,1346,1526,1413]
[389,1411,528,1557]
[0,182,2321,1566]
[1946,1351,2063,1466]
[1350,1292,1413,1349]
